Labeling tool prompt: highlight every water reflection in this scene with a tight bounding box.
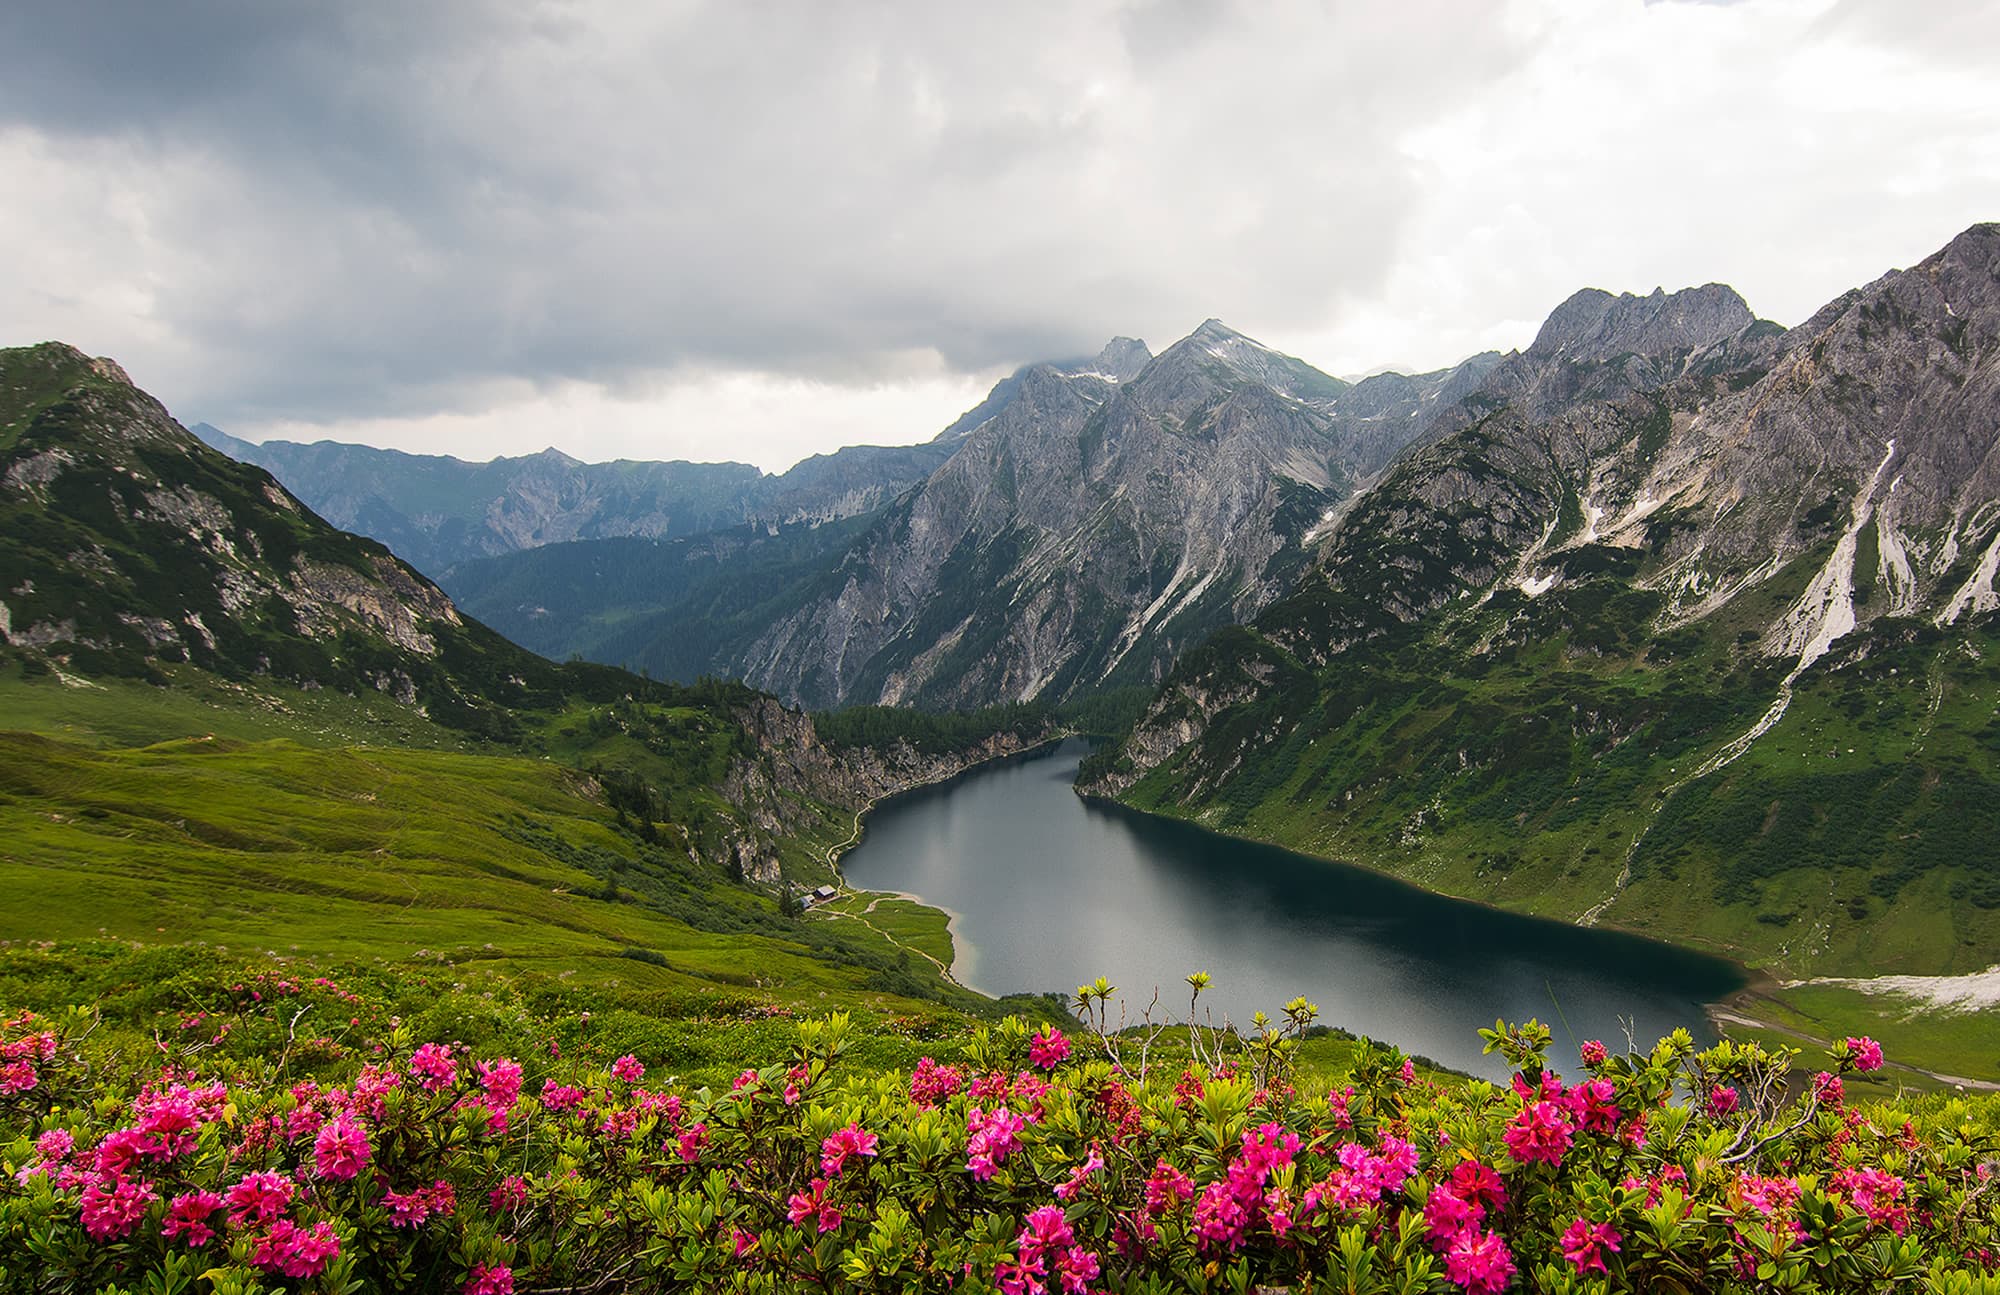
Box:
[842,739,1742,1079]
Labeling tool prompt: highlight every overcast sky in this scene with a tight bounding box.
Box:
[5,0,1999,473]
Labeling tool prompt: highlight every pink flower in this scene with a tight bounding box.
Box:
[1442,1229,1515,1295]
[1579,1039,1608,1066]
[1705,1084,1739,1118]
[1736,1173,1802,1217]
[1502,1099,1575,1166]
[610,1054,645,1083]
[785,1176,843,1233]
[224,1170,296,1226]
[409,1042,457,1091]
[1559,1217,1621,1276]
[1423,1185,1485,1243]
[1006,1205,1100,1295]
[0,1060,37,1095]
[1833,1166,1909,1234]
[1400,1058,1417,1086]
[382,1179,456,1228]
[132,1084,216,1160]
[1844,1036,1885,1073]
[820,1122,880,1177]
[313,1112,372,1180]
[1193,1180,1251,1252]
[162,1189,223,1246]
[909,1056,964,1107]
[1028,1027,1072,1071]
[1053,1143,1104,1200]
[540,1081,588,1112]
[1449,1160,1506,1211]
[488,1175,529,1214]
[966,1105,1026,1180]
[34,1129,75,1162]
[253,1220,341,1279]
[1568,1076,1622,1134]
[80,1174,157,1240]
[1813,1071,1845,1106]
[677,1122,709,1163]
[1144,1158,1195,1216]
[478,1058,523,1110]
[464,1263,515,1295]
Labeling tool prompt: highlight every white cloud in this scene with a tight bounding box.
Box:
[2,0,1997,465]
[236,365,1002,475]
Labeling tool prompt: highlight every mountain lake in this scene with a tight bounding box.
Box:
[840,738,1745,1079]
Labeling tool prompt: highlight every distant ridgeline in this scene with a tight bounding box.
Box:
[1084,223,2000,988]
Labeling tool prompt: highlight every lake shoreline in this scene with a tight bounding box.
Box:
[841,739,1742,1080]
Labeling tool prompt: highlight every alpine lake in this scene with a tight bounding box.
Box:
[840,739,1745,1080]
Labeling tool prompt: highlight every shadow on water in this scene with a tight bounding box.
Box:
[842,739,1745,1080]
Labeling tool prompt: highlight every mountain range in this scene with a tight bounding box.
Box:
[404,330,1496,709]
[23,221,2000,1003]
[1085,222,2000,981]
[191,421,962,577]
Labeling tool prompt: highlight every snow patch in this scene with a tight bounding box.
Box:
[1805,965,2000,1014]
[1519,572,1556,598]
[1577,501,1605,546]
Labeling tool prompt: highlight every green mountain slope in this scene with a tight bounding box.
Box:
[0,341,1048,1019]
[1086,226,2000,996]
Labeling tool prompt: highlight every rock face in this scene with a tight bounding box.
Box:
[531,328,1497,709]
[194,425,958,578]
[1081,224,2000,979]
[0,343,483,691]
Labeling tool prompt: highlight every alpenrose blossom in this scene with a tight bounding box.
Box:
[1502,1098,1575,1166]
[1560,1217,1622,1275]
[1442,1228,1516,1295]
[819,1121,880,1176]
[253,1219,341,1279]
[12,995,1999,1294]
[1028,1026,1072,1071]
[1845,1036,1886,1072]
[313,1111,372,1179]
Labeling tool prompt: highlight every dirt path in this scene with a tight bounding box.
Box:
[814,894,961,988]
[1708,1001,2000,1092]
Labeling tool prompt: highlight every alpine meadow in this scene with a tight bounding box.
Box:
[6,4,2000,1291]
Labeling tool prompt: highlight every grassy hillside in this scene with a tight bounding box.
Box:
[0,668,973,1013]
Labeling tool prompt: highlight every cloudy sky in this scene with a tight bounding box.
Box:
[5,0,1998,473]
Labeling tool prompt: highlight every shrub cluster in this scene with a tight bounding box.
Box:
[3,973,1998,1294]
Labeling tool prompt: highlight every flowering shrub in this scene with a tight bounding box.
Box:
[3,982,1999,1293]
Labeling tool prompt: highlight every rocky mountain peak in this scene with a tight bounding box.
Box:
[1527,283,1754,365]
[1141,320,1348,409]
[1090,336,1153,382]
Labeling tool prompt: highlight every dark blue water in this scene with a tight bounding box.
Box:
[841,739,1744,1079]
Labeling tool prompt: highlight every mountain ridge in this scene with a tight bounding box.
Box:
[1082,223,2000,988]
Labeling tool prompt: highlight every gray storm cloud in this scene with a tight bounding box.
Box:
[0,1,1527,425]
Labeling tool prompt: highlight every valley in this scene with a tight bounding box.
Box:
[8,228,2000,1092]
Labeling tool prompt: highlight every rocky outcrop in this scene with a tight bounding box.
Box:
[719,325,1483,709]
[1089,223,2000,821]
[711,696,1052,884]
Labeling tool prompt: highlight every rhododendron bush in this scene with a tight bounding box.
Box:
[3,976,2000,1294]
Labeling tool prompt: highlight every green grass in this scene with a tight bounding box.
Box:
[813,894,958,970]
